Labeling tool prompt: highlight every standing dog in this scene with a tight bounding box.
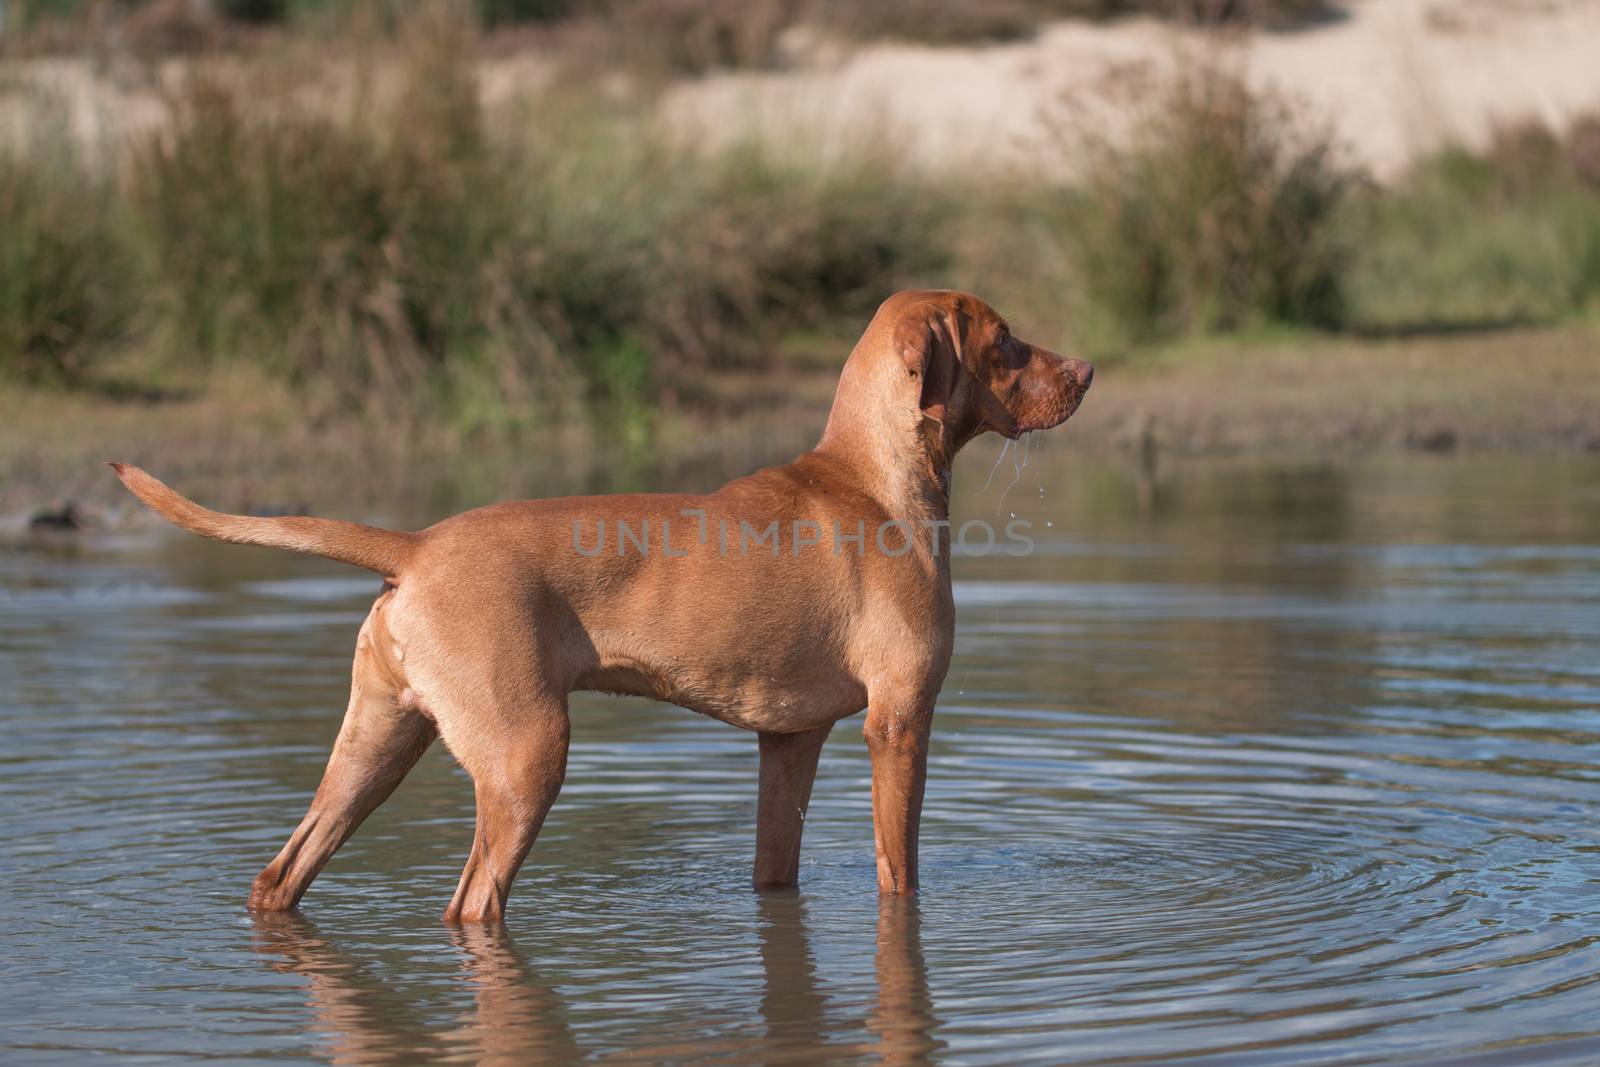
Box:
[113,289,1092,921]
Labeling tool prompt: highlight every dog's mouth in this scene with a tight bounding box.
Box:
[1012,391,1084,436]
[1008,366,1093,438]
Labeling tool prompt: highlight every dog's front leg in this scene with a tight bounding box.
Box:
[863,702,933,895]
[754,725,832,888]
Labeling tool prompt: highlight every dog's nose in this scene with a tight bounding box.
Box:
[1067,357,1094,389]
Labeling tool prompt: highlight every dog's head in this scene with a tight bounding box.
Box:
[877,289,1092,455]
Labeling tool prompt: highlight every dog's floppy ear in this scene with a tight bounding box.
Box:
[895,312,958,427]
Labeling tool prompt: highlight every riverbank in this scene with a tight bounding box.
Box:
[4,2,1599,531]
[8,321,1596,530]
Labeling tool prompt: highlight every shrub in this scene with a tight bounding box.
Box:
[819,0,1333,49]
[1043,58,1351,347]
[646,138,946,368]
[607,0,1340,63]
[477,0,572,26]
[120,12,940,421]
[0,133,130,384]
[554,0,797,77]
[487,102,944,406]
[126,11,519,406]
[1347,117,1600,331]
[129,73,412,394]
[217,0,290,24]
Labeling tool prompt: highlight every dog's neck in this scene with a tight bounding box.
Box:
[816,394,952,529]
[815,430,949,517]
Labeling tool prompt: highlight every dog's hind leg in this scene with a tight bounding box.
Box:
[753,725,832,888]
[442,699,570,924]
[248,628,435,912]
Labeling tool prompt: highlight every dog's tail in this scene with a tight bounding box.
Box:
[109,463,417,578]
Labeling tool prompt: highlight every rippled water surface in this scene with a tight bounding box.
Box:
[4,453,1600,1064]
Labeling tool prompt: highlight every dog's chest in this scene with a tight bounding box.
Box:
[578,652,867,732]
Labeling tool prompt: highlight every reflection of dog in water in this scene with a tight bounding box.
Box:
[251,897,942,1064]
[251,912,578,1065]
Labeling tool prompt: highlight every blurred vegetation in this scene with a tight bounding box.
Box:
[4,0,1336,67]
[556,0,1335,74]
[961,66,1600,357]
[0,6,944,438]
[0,112,130,384]
[1,3,1598,443]
[1031,60,1351,347]
[1345,119,1600,332]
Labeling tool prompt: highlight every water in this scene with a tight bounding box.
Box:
[4,452,1600,1065]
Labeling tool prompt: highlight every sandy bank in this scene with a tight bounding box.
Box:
[665,0,1600,178]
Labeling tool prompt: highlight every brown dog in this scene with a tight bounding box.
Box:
[112,289,1092,922]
